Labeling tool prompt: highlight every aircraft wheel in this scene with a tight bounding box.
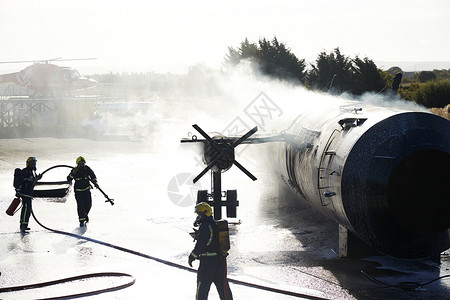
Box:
[226,190,237,218]
[197,190,208,204]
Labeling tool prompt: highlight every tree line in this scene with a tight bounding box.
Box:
[91,37,450,110]
[225,37,450,108]
[398,70,450,109]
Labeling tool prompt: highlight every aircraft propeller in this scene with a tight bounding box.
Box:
[191,124,258,183]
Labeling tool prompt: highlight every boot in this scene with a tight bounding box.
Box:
[20,225,30,232]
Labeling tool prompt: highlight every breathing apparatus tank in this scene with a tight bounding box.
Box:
[216,219,230,254]
[13,168,21,189]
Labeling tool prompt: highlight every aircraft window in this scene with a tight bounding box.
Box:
[63,70,71,82]
[88,110,103,119]
[71,70,81,80]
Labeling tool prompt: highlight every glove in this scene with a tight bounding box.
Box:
[15,189,21,197]
[188,254,195,267]
[36,173,42,181]
[189,229,198,241]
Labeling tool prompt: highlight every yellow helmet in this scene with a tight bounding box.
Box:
[26,157,37,167]
[194,202,213,217]
[76,156,86,164]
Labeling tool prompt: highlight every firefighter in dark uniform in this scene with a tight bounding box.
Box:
[188,202,233,300]
[67,156,98,226]
[15,157,41,232]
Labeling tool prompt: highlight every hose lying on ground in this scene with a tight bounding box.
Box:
[4,164,449,299]
[361,270,450,291]
[25,165,329,299]
[0,272,135,300]
[30,210,329,300]
[0,164,129,300]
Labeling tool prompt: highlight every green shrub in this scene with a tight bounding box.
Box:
[410,79,450,108]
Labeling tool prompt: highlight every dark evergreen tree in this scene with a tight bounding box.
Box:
[224,38,260,66]
[308,48,353,94]
[225,46,241,66]
[351,57,386,95]
[239,38,260,62]
[225,37,306,84]
[258,37,306,83]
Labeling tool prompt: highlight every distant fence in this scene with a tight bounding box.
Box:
[0,97,99,138]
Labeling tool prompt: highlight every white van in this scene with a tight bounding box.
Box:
[81,102,154,139]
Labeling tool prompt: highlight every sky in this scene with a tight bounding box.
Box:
[1,0,449,75]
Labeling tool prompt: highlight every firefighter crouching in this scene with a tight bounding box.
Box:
[188,202,233,300]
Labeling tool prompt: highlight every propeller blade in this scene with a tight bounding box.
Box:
[231,126,258,148]
[54,58,97,62]
[193,153,224,183]
[234,160,257,181]
[191,124,258,182]
[192,124,221,152]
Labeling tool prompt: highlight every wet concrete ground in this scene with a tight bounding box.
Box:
[1,137,449,299]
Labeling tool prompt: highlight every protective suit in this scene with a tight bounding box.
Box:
[189,202,233,300]
[16,157,40,232]
[67,156,97,226]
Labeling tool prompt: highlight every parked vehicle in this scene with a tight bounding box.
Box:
[81,102,154,139]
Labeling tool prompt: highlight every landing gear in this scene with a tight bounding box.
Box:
[196,175,239,220]
[196,171,238,220]
[226,190,237,218]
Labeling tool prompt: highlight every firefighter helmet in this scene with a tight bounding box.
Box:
[26,157,37,167]
[76,156,86,164]
[194,202,213,217]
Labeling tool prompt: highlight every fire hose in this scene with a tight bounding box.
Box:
[1,165,125,299]
[0,272,135,300]
[28,209,329,299]
[3,211,450,300]
[40,164,114,205]
[3,164,330,299]
[4,165,449,298]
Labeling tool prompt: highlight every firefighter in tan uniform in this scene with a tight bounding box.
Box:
[188,202,233,300]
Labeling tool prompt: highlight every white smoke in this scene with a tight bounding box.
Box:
[152,61,429,138]
[150,62,436,197]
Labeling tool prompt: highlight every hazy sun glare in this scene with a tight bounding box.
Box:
[0,0,449,74]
